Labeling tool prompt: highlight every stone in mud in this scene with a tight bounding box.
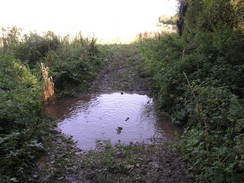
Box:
[116,127,123,134]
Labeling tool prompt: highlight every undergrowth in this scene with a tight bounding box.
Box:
[0,28,102,182]
[139,0,243,182]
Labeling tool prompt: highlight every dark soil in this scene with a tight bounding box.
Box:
[37,44,195,183]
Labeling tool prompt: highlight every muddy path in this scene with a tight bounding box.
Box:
[91,44,149,93]
[38,44,194,183]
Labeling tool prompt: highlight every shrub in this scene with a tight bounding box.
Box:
[0,28,103,182]
[14,32,60,66]
[0,56,47,182]
[43,35,102,96]
[181,87,243,183]
[0,28,103,97]
[139,0,244,181]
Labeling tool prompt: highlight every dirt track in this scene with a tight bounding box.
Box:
[37,44,195,183]
[91,44,148,93]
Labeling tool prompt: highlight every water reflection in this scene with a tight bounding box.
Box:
[45,92,178,150]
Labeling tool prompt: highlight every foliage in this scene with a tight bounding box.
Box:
[0,56,48,182]
[139,0,244,182]
[0,28,102,182]
[0,28,103,97]
[181,87,243,182]
[14,32,60,66]
[44,35,102,96]
[159,15,178,25]
[176,0,243,35]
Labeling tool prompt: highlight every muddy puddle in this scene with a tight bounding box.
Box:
[45,92,178,150]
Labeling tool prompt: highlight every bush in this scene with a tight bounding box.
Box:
[181,87,243,183]
[139,0,244,181]
[0,56,41,131]
[0,28,103,97]
[0,56,47,182]
[0,29,103,181]
[44,35,102,96]
[14,32,60,66]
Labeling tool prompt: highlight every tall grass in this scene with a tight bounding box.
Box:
[40,63,55,103]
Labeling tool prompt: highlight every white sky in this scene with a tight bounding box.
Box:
[0,0,178,42]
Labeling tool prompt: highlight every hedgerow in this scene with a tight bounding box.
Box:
[139,0,243,182]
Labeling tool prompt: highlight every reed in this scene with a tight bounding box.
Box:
[41,62,55,103]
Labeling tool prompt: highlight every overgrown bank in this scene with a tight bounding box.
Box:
[1,0,243,181]
[0,28,102,182]
[139,0,243,182]
[39,44,193,183]
[0,28,189,183]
